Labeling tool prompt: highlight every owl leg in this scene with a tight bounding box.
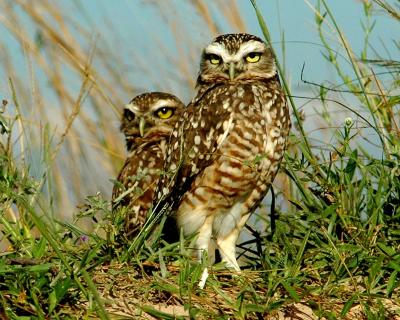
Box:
[216,229,240,271]
[195,216,213,261]
[195,215,214,288]
[216,212,251,271]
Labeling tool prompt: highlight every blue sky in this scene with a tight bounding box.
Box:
[64,0,399,101]
[1,0,398,102]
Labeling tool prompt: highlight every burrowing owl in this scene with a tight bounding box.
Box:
[156,33,291,282]
[112,92,185,238]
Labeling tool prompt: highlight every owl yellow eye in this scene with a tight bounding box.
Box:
[208,54,221,65]
[245,52,261,63]
[156,107,174,119]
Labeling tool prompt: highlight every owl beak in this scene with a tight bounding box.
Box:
[139,117,146,137]
[229,62,236,81]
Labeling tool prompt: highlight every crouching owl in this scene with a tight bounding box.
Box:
[112,92,185,238]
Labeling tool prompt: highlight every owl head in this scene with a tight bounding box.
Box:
[197,33,276,85]
[121,92,185,151]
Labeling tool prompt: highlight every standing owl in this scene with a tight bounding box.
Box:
[156,33,290,285]
[112,92,185,238]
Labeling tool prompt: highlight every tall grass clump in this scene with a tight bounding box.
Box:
[246,0,400,318]
[0,0,399,319]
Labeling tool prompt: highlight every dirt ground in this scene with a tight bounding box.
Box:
[72,263,400,319]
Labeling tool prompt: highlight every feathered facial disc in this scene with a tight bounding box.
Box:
[198,33,276,84]
[121,92,185,151]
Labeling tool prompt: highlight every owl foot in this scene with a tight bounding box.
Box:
[198,267,209,289]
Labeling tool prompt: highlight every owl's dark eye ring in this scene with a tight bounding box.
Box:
[206,53,222,65]
[155,107,174,119]
[245,52,261,63]
[123,109,135,121]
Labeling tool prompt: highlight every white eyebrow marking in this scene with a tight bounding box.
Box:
[205,40,266,63]
[124,98,178,115]
[150,99,177,112]
[124,102,140,113]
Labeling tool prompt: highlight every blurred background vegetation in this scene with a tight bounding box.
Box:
[0,0,397,217]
